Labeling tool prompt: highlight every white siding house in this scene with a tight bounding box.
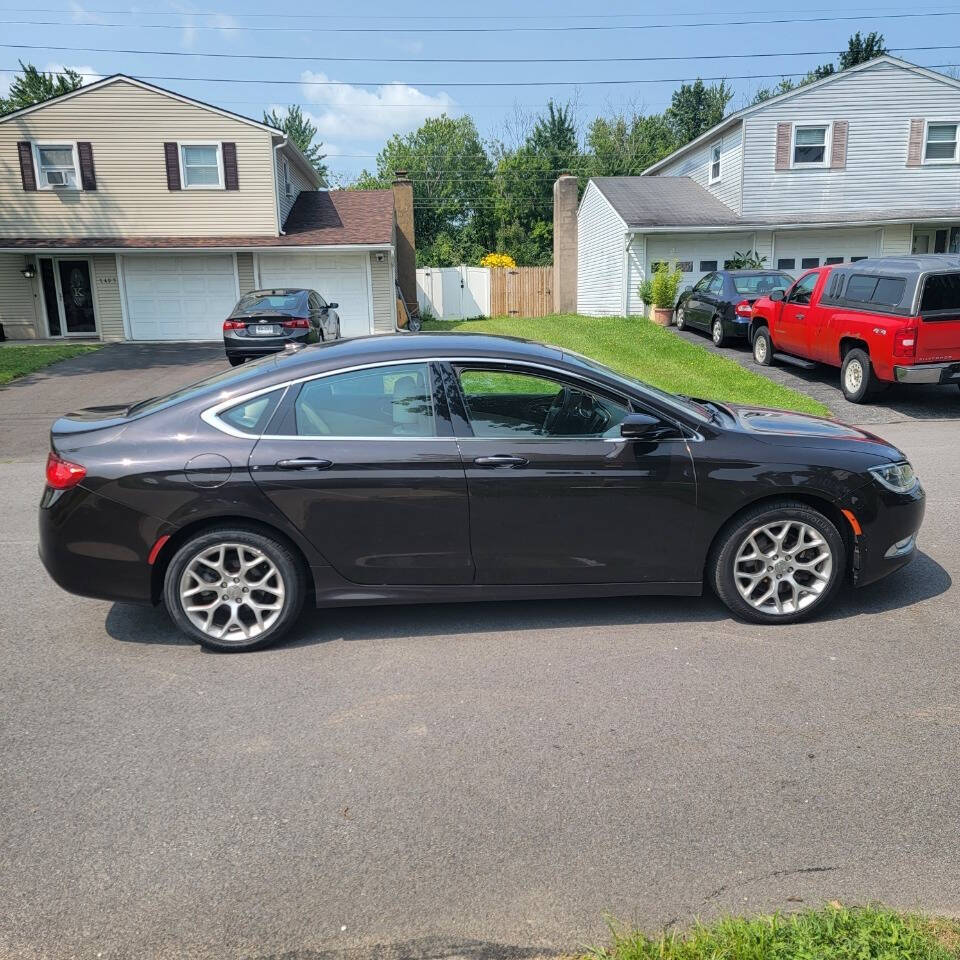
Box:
[575,56,960,316]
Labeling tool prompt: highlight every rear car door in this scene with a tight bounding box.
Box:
[444,362,698,585]
[248,361,474,584]
[683,275,714,329]
[775,271,820,355]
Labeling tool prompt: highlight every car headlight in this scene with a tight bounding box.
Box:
[869,460,918,493]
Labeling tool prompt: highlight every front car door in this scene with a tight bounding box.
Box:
[248,361,474,585]
[775,271,819,355]
[443,362,698,585]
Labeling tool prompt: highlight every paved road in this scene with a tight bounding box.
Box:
[2,352,960,960]
[673,325,960,424]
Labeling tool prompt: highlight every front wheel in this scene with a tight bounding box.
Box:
[163,527,305,652]
[711,501,845,624]
[752,327,773,366]
[712,318,726,347]
[841,348,878,403]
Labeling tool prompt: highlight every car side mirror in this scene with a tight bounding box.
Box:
[682,285,693,295]
[620,413,660,439]
[770,289,785,302]
[327,302,339,310]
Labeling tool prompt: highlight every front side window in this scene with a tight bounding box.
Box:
[294,363,436,437]
[35,144,79,189]
[459,368,629,439]
[793,125,828,166]
[709,141,721,182]
[788,272,818,305]
[924,123,958,162]
[180,143,223,188]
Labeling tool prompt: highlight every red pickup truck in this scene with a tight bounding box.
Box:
[749,256,960,402]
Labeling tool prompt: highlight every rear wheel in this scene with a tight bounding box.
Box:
[753,326,773,366]
[840,348,878,403]
[227,356,245,367]
[712,318,726,347]
[675,306,687,331]
[711,500,845,624]
[163,527,305,652]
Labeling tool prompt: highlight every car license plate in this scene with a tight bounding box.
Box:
[253,325,279,336]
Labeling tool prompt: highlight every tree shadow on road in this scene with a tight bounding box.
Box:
[105,550,950,650]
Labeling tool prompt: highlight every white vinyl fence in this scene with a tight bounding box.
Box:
[416,266,490,319]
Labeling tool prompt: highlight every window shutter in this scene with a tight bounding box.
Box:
[163,142,181,190]
[774,122,792,170]
[830,121,848,169]
[77,142,97,190]
[222,142,239,190]
[906,119,924,167]
[17,141,37,191]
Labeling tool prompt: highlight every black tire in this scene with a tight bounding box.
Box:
[840,347,877,403]
[752,326,773,366]
[711,318,726,347]
[227,356,245,367]
[409,315,423,333]
[710,499,846,625]
[675,306,687,331]
[163,526,306,652]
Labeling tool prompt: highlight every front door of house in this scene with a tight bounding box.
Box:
[39,258,97,336]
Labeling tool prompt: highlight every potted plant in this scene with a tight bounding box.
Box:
[650,262,684,326]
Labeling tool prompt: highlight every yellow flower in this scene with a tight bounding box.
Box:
[480,252,517,269]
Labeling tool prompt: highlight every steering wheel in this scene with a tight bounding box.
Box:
[542,386,576,434]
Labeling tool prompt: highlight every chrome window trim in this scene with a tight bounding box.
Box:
[200,356,687,441]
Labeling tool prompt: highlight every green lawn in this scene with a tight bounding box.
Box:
[0,343,101,386]
[586,904,960,960]
[423,314,830,416]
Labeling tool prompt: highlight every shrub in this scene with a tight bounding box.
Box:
[650,262,684,309]
[637,278,654,305]
[480,252,517,269]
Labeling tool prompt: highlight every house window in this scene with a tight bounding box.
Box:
[677,261,694,272]
[699,260,718,272]
[709,141,721,183]
[825,256,844,264]
[283,158,292,197]
[179,143,223,188]
[777,258,796,271]
[850,255,868,262]
[924,122,958,163]
[801,257,820,269]
[34,143,79,189]
[793,124,829,166]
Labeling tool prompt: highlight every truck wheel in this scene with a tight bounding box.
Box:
[753,327,773,366]
[841,348,878,403]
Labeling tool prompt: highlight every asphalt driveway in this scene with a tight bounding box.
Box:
[2,347,959,960]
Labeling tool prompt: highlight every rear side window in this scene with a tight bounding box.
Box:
[845,274,906,307]
[920,273,960,312]
[219,388,285,435]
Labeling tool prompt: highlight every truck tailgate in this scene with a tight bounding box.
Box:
[918,312,960,362]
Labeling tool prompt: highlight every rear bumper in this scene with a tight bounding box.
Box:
[224,329,313,358]
[893,361,960,384]
[722,316,751,338]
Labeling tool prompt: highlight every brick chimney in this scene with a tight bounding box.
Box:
[392,170,417,317]
[552,174,578,314]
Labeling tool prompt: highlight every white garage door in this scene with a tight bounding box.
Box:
[122,254,238,341]
[258,252,371,338]
[772,228,882,273]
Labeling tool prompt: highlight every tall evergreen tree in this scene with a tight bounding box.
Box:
[263,105,328,180]
[0,61,83,114]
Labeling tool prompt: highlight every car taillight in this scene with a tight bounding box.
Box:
[46,452,86,490]
[735,300,753,317]
[894,325,918,359]
[223,320,245,330]
[282,317,310,329]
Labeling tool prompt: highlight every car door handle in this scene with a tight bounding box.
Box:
[275,457,332,470]
[473,454,528,467]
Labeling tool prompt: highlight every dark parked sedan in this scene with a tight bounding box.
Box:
[223,288,340,365]
[40,334,924,652]
[676,270,793,346]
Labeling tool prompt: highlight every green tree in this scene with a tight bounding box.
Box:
[586,112,676,176]
[263,105,328,180]
[666,79,733,145]
[350,114,495,267]
[0,61,83,114]
[839,31,888,69]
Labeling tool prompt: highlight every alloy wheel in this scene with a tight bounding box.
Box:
[178,542,286,642]
[732,520,833,616]
[712,321,723,345]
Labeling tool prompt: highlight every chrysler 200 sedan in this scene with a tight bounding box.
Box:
[40,334,925,652]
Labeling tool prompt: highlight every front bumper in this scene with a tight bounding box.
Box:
[893,361,960,384]
[843,479,926,588]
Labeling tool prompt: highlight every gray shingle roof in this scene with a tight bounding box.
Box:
[592,177,742,228]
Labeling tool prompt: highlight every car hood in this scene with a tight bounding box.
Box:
[726,405,906,461]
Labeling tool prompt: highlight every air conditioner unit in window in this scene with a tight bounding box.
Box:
[46,171,66,186]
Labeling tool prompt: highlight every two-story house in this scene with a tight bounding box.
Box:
[0,75,410,342]
[575,56,960,316]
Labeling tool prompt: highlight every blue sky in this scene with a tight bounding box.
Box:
[2,0,959,181]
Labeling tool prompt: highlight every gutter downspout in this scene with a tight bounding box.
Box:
[622,232,631,316]
[273,136,288,236]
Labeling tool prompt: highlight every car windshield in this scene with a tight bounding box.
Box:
[127,355,280,417]
[561,350,714,423]
[235,292,304,314]
[731,273,793,295]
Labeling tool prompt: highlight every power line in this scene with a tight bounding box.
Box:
[3,9,960,33]
[4,40,960,65]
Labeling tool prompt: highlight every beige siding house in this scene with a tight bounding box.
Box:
[0,75,403,342]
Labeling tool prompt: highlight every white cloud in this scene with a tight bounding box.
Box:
[297,71,455,142]
[175,7,238,49]
[69,1,107,24]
